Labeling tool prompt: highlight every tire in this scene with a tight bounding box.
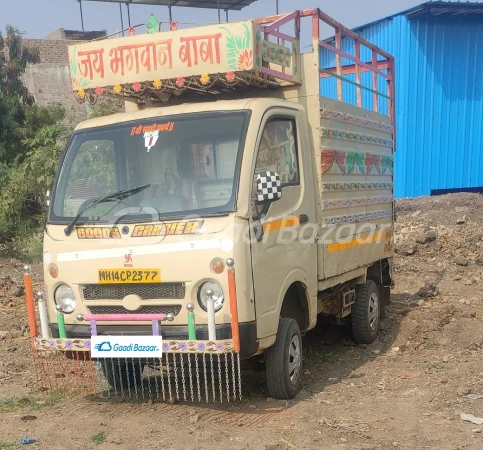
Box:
[265,318,302,399]
[102,360,143,389]
[351,280,380,344]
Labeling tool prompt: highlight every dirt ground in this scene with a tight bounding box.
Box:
[1,193,483,450]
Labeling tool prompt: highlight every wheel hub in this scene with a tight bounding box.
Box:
[288,335,301,385]
[368,292,379,332]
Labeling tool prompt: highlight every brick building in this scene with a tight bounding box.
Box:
[22,29,106,127]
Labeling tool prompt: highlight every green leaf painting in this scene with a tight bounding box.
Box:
[219,23,252,71]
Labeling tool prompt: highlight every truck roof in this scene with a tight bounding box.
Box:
[74,97,279,131]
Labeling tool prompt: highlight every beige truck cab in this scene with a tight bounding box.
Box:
[43,9,395,399]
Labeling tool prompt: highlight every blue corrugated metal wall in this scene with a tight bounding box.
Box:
[321,14,483,198]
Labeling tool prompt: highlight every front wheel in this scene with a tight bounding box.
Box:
[265,318,302,399]
[351,280,380,344]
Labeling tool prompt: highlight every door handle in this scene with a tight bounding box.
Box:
[299,214,309,224]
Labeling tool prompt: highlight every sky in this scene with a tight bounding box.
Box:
[0,0,466,39]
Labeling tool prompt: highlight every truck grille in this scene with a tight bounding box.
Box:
[87,305,181,316]
[82,283,185,300]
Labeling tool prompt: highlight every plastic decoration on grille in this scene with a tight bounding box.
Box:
[25,260,242,403]
[256,172,282,203]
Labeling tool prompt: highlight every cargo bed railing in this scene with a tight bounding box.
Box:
[255,9,395,129]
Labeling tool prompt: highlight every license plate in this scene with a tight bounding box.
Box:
[98,269,160,284]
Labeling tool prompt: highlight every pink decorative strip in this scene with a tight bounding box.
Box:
[261,66,294,82]
[262,11,299,33]
[319,40,391,80]
[322,109,394,133]
[324,196,393,209]
[83,313,166,322]
[269,30,295,42]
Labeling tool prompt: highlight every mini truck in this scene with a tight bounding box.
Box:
[42,8,395,399]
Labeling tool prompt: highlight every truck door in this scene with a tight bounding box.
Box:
[249,110,317,339]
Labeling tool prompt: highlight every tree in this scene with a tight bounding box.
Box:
[0,25,40,166]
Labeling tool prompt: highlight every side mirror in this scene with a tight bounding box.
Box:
[256,171,282,205]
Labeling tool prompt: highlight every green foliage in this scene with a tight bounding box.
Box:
[91,432,107,445]
[0,25,40,166]
[89,98,124,119]
[0,105,66,254]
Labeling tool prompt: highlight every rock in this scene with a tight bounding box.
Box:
[412,210,421,217]
[472,429,482,433]
[392,443,399,448]
[349,372,366,379]
[416,231,437,244]
[455,206,469,213]
[189,414,199,424]
[460,412,483,425]
[455,256,469,266]
[340,438,347,443]
[20,415,37,421]
[0,331,10,339]
[442,355,449,363]
[399,243,417,256]
[12,285,24,297]
[358,344,368,349]
[476,255,483,266]
[327,378,338,384]
[418,283,438,298]
[411,299,426,307]
[372,349,381,355]
[465,394,483,400]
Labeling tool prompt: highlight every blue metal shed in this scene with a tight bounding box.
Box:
[322,1,483,198]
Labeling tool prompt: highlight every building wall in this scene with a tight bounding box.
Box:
[22,39,91,127]
[322,15,483,198]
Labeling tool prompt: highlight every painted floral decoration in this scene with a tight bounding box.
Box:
[77,88,85,99]
[225,71,236,83]
[179,342,188,352]
[85,340,91,350]
[113,83,122,94]
[237,49,253,70]
[175,76,185,88]
[162,342,170,352]
[170,22,178,31]
[153,78,162,89]
[132,81,141,92]
[65,340,73,350]
[200,73,210,86]
[95,86,103,96]
[128,26,136,36]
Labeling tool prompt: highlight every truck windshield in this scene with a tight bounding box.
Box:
[49,111,249,224]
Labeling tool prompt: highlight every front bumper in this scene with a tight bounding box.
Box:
[50,321,258,360]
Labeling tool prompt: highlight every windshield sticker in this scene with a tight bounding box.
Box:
[130,122,175,136]
[144,130,159,152]
[129,122,175,152]
[132,220,204,237]
[77,226,121,239]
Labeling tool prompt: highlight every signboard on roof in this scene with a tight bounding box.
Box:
[68,21,265,91]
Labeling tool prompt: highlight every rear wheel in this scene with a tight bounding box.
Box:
[351,280,380,344]
[101,360,143,390]
[265,318,302,399]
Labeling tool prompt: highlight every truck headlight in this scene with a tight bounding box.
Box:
[54,284,76,314]
[198,281,224,312]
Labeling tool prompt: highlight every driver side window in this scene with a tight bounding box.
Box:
[252,118,299,216]
[63,140,116,216]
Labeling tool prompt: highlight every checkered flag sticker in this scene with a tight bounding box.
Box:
[256,171,282,203]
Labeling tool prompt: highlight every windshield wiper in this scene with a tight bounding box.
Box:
[64,184,151,236]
